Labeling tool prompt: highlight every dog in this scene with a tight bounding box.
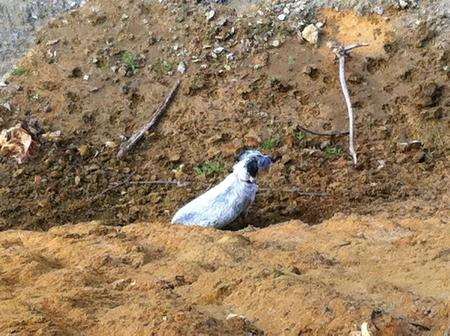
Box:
[171,149,274,229]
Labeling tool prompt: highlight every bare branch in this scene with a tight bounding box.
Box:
[332,42,368,165]
[117,79,181,159]
[259,187,329,197]
[129,180,190,187]
[296,125,349,137]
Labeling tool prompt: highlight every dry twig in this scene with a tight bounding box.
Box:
[331,43,368,165]
[296,125,349,137]
[117,79,181,159]
[259,187,329,197]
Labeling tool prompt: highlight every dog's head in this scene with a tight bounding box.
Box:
[234,149,274,181]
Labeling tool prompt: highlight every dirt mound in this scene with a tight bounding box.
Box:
[0,0,448,231]
[1,211,449,335]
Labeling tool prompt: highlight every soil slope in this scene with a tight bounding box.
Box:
[1,210,449,335]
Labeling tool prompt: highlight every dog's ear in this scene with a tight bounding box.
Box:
[245,157,259,178]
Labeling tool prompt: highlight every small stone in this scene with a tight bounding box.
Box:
[399,0,408,8]
[226,53,235,61]
[398,140,422,152]
[105,141,116,148]
[74,176,81,185]
[46,39,60,46]
[213,46,225,54]
[177,62,186,74]
[315,21,324,29]
[277,14,286,21]
[41,130,62,142]
[205,10,215,21]
[121,13,129,21]
[78,144,90,157]
[413,151,427,163]
[301,24,319,45]
[271,40,280,47]
[83,74,90,81]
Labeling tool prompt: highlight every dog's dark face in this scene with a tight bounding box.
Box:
[236,149,273,178]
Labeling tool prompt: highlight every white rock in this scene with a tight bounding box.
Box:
[205,10,215,21]
[177,62,186,74]
[271,40,280,47]
[213,46,225,54]
[399,0,408,8]
[226,53,235,61]
[301,24,319,44]
[277,14,286,21]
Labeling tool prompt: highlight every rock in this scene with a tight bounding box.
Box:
[277,14,286,21]
[271,40,280,47]
[78,144,90,157]
[399,0,409,9]
[205,10,215,22]
[105,141,116,148]
[398,140,422,152]
[413,151,427,163]
[213,46,225,54]
[301,24,319,45]
[177,62,186,74]
[41,130,62,142]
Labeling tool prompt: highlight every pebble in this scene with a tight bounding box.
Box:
[205,10,215,21]
[277,14,286,21]
[271,40,281,47]
[177,61,186,74]
[302,24,319,45]
[213,46,225,54]
[399,0,408,9]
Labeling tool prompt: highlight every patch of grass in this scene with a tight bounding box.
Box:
[152,58,174,77]
[294,131,306,141]
[194,161,225,177]
[261,136,280,150]
[11,67,28,76]
[121,51,139,72]
[324,146,343,158]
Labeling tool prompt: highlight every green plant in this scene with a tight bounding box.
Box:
[261,137,280,150]
[324,146,343,158]
[121,51,139,72]
[194,162,224,177]
[294,131,306,141]
[11,67,28,76]
[152,58,174,76]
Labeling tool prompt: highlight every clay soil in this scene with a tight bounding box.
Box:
[0,0,448,334]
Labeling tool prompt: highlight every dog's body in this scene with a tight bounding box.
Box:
[171,150,272,229]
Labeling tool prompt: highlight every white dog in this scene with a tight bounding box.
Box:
[171,150,274,229]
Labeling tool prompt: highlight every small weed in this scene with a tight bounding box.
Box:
[11,67,28,76]
[261,137,280,150]
[152,58,174,77]
[121,51,139,72]
[324,146,343,158]
[294,131,306,141]
[288,56,296,70]
[194,162,224,177]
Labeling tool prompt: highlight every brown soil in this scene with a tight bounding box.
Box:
[0,0,448,334]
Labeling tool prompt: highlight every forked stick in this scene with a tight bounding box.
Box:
[117,79,181,159]
[331,43,368,165]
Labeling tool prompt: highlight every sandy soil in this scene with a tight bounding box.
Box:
[1,208,449,335]
[0,0,448,334]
